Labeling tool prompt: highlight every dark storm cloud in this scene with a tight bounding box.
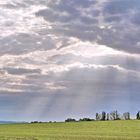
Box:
[3,67,41,75]
[35,0,140,54]
[103,0,140,15]
[0,33,56,55]
[24,65,139,95]
[131,12,140,25]
[36,0,98,24]
[0,2,26,9]
[100,0,140,53]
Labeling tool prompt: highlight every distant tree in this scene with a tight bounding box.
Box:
[123,112,130,120]
[110,110,120,120]
[96,113,101,121]
[110,111,115,120]
[136,111,140,120]
[107,113,110,121]
[65,118,76,122]
[31,121,38,123]
[101,112,106,121]
[96,113,99,120]
[79,118,92,121]
[115,110,120,120]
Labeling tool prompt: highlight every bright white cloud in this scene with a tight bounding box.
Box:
[0,0,47,37]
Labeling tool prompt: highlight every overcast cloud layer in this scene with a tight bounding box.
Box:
[0,0,140,121]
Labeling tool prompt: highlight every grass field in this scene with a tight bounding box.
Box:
[0,120,140,140]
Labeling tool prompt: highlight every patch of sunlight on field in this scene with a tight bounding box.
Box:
[0,120,140,140]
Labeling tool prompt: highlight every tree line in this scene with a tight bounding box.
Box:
[65,111,140,122]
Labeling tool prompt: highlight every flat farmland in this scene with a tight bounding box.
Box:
[0,120,140,140]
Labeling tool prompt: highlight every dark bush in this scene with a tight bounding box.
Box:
[79,118,93,121]
[65,118,76,122]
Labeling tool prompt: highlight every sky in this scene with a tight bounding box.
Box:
[0,0,140,122]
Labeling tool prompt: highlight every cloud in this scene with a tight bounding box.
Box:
[103,0,140,15]
[3,67,41,75]
[34,0,140,54]
[0,37,140,94]
[0,33,56,55]
[36,0,98,24]
[0,0,47,37]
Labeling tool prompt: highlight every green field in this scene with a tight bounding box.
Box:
[0,120,140,140]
